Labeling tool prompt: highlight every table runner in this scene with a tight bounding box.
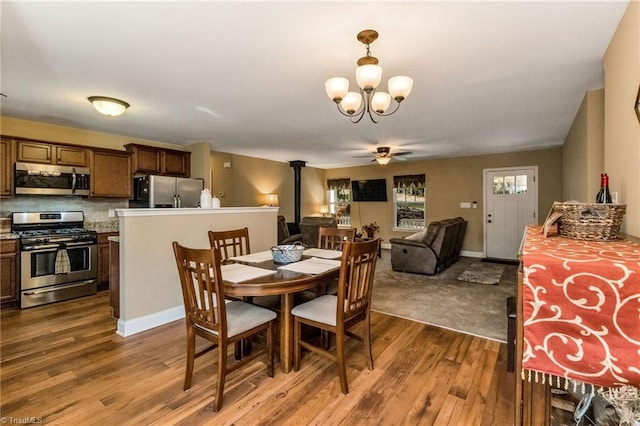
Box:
[522,225,640,388]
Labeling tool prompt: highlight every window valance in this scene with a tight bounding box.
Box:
[393,174,425,188]
[327,178,351,190]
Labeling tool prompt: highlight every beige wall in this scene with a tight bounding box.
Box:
[562,89,605,202]
[327,148,562,253]
[188,142,212,187]
[1,116,183,151]
[1,113,562,252]
[603,0,640,237]
[117,208,277,335]
[208,153,326,222]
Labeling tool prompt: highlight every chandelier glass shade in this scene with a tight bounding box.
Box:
[88,96,130,116]
[325,29,412,123]
[375,156,391,165]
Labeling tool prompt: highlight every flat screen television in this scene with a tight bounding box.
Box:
[351,179,387,202]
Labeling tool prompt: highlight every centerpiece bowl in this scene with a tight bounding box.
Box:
[271,243,304,263]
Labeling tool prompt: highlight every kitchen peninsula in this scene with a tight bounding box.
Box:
[114,207,278,337]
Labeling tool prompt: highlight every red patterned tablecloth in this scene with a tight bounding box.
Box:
[522,225,640,387]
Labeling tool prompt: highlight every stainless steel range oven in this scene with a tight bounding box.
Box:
[11,211,97,308]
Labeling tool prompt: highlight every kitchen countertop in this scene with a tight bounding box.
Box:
[85,220,119,233]
[0,233,19,240]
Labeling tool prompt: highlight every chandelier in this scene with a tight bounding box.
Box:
[325,29,413,124]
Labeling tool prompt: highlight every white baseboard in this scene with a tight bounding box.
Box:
[117,305,185,337]
[460,250,484,258]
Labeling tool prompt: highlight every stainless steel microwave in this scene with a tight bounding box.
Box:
[14,162,91,196]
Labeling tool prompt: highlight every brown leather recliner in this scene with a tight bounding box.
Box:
[389,217,467,275]
[277,215,303,245]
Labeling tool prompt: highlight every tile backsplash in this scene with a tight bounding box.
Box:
[1,196,128,231]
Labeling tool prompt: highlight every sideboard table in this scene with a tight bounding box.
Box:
[515,225,640,425]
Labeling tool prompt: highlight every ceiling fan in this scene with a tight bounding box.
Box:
[354,146,413,165]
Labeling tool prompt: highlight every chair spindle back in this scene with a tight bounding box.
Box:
[208,228,251,261]
[172,242,227,337]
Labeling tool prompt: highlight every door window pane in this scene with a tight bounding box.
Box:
[494,175,528,195]
[516,175,528,194]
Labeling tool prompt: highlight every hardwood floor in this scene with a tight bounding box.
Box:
[0,292,515,425]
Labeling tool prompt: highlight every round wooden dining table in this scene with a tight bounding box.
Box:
[223,258,339,373]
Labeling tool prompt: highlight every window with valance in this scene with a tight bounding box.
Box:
[327,178,351,191]
[393,174,426,230]
[326,178,351,225]
[393,174,425,188]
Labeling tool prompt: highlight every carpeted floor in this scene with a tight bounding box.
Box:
[371,250,517,342]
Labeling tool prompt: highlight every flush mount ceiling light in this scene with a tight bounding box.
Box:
[325,29,413,124]
[88,96,130,117]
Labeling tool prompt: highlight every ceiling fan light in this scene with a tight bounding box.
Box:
[376,156,391,165]
[340,92,362,115]
[356,64,382,90]
[371,92,391,114]
[325,77,349,103]
[88,96,129,116]
[388,76,413,101]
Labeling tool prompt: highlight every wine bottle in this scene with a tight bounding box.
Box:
[596,173,612,203]
[603,173,612,203]
[595,173,604,203]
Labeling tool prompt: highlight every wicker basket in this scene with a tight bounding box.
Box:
[552,202,626,241]
[271,243,305,263]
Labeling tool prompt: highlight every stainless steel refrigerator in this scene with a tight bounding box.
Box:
[131,175,204,208]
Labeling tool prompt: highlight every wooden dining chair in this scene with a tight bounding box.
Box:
[314,226,357,297]
[208,228,250,262]
[291,238,380,394]
[172,241,276,412]
[208,227,279,357]
[317,226,356,251]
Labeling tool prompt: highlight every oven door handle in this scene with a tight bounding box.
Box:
[63,241,95,247]
[21,241,95,251]
[23,280,95,295]
[21,243,62,251]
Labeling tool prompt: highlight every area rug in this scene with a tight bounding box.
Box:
[371,253,516,342]
[456,262,505,285]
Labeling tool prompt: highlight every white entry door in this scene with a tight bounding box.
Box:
[484,167,538,260]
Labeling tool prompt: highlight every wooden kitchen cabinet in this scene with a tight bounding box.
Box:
[125,143,190,177]
[1,239,19,308]
[16,140,88,166]
[1,138,14,197]
[97,232,118,291]
[125,144,161,174]
[162,149,190,176]
[90,149,132,198]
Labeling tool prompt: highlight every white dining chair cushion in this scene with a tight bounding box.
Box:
[291,295,337,326]
[225,301,277,337]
